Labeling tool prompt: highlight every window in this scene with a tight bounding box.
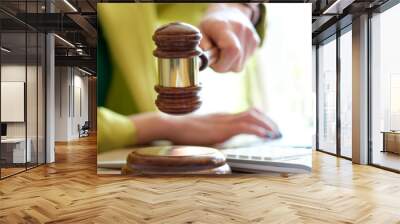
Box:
[340,28,352,158]
[370,2,400,171]
[317,36,337,154]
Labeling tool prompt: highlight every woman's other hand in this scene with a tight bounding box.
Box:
[131,108,280,146]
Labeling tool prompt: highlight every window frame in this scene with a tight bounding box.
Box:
[367,0,400,173]
[315,23,352,160]
[315,0,400,173]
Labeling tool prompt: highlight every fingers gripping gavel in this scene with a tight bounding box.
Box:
[152,22,219,115]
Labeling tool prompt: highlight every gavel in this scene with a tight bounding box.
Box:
[152,22,219,115]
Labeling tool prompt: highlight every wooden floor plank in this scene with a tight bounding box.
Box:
[1,135,400,223]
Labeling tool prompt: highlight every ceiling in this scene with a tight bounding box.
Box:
[311,0,390,43]
[1,0,97,73]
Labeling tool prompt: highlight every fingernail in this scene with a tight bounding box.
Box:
[264,130,275,138]
[264,130,282,139]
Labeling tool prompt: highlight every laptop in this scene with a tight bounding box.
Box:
[217,134,312,173]
[97,133,312,174]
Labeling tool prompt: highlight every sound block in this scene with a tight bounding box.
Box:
[124,146,231,175]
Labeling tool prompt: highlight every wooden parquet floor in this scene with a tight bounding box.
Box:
[1,135,400,224]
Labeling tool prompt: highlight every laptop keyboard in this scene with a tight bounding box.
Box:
[222,145,312,161]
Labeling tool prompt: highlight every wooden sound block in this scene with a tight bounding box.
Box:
[122,164,231,175]
[124,146,231,175]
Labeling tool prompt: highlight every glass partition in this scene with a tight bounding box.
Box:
[0,1,46,179]
[1,30,28,177]
[317,36,337,154]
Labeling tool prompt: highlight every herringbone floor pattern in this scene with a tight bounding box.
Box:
[1,135,400,224]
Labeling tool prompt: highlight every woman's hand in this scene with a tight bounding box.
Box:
[130,108,280,146]
[199,3,260,73]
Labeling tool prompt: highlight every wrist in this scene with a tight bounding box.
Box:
[130,112,176,144]
[157,114,181,141]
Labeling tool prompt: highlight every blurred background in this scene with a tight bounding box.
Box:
[198,4,313,148]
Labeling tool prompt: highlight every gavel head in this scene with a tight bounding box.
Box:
[152,22,209,115]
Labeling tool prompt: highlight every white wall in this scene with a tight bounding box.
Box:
[1,65,25,81]
[1,65,35,138]
[54,67,89,141]
[55,66,69,141]
[73,73,89,137]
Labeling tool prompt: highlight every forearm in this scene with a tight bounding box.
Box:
[129,112,176,145]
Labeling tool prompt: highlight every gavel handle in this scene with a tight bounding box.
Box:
[199,46,219,71]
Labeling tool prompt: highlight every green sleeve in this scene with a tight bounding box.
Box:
[97,107,137,153]
[256,3,267,46]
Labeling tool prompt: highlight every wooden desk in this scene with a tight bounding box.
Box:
[382,131,400,154]
[1,138,31,164]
